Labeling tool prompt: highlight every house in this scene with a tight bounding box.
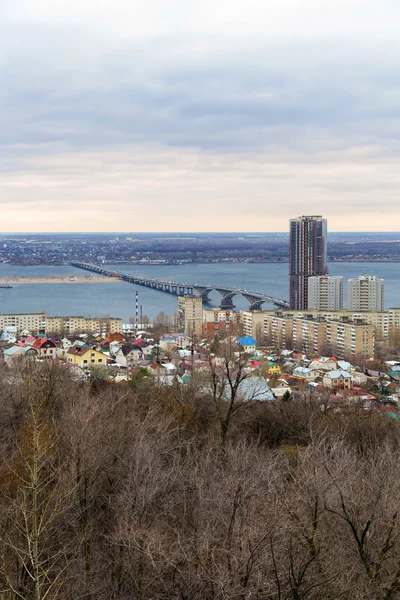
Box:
[32,338,58,359]
[293,367,320,381]
[323,370,353,389]
[271,386,292,399]
[235,377,274,401]
[309,358,337,372]
[3,345,38,366]
[113,344,144,369]
[267,361,281,375]
[101,332,125,346]
[67,346,106,369]
[237,336,257,352]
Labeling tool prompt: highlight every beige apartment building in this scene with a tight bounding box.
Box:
[0,313,46,334]
[177,296,203,336]
[46,316,123,336]
[241,308,400,344]
[241,310,270,344]
[0,312,122,336]
[203,308,241,335]
[240,310,375,357]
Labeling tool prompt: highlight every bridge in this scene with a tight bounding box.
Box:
[70,262,289,311]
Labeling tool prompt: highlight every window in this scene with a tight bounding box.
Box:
[83,359,88,364]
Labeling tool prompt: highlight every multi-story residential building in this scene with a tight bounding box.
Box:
[177,296,203,336]
[0,312,123,336]
[289,215,328,310]
[347,275,384,311]
[0,313,46,334]
[308,275,343,310]
[263,311,375,357]
[326,319,375,359]
[264,312,294,349]
[257,308,400,345]
[240,310,270,344]
[292,316,328,355]
[203,309,241,336]
[46,316,123,336]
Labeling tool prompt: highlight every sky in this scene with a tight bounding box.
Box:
[0,0,399,232]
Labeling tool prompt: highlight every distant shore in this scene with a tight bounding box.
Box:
[6,276,120,284]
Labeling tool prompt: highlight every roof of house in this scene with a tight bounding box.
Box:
[32,338,57,349]
[68,345,100,357]
[325,370,352,379]
[238,336,256,346]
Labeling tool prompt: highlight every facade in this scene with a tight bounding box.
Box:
[0,313,123,336]
[255,307,400,345]
[177,296,203,336]
[326,319,374,359]
[308,275,343,311]
[323,370,353,389]
[203,309,241,336]
[289,215,328,310]
[348,275,384,311]
[263,311,375,358]
[240,310,269,344]
[67,346,107,368]
[264,312,294,349]
[31,337,58,359]
[0,313,46,334]
[46,316,123,336]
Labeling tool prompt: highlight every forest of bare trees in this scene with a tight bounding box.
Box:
[0,361,400,599]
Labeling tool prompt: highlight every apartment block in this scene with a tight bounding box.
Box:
[46,316,123,336]
[203,309,241,335]
[264,312,294,349]
[308,275,343,310]
[292,317,328,355]
[0,313,122,336]
[327,319,375,359]
[241,310,271,344]
[177,296,203,336]
[348,275,384,311]
[263,310,374,357]
[0,313,46,334]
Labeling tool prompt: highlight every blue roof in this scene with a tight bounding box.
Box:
[238,336,256,346]
[325,370,352,379]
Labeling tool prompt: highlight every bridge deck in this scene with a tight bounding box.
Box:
[70,262,289,310]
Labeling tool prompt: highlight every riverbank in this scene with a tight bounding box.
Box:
[6,276,120,284]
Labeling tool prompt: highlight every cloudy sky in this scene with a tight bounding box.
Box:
[0,0,399,232]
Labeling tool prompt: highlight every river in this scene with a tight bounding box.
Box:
[0,262,398,321]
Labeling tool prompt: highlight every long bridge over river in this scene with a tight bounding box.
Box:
[70,262,289,310]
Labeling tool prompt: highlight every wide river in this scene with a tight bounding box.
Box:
[0,263,398,322]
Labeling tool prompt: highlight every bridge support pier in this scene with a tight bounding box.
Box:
[220,300,235,309]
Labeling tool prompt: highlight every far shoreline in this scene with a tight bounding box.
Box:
[6,276,121,284]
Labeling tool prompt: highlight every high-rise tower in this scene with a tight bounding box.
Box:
[289,215,328,310]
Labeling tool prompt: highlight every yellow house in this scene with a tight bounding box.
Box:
[267,362,281,375]
[67,345,107,368]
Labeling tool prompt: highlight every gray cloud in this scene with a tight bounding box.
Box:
[1,0,400,230]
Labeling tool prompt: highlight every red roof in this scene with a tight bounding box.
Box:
[32,338,57,349]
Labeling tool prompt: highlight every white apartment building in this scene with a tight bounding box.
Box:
[348,275,384,311]
[308,275,343,310]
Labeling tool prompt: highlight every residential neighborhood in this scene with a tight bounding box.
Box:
[1,317,400,418]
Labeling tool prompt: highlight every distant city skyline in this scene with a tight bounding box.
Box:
[1,1,400,232]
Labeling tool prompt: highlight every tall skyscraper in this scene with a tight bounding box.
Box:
[308,275,343,311]
[347,275,384,311]
[289,215,328,310]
